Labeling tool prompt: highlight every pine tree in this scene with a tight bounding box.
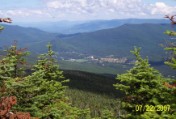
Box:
[161,14,176,119]
[0,18,40,118]
[0,20,29,97]
[0,41,29,91]
[5,43,90,118]
[32,43,67,82]
[114,47,175,119]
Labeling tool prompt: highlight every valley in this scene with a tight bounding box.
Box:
[0,20,176,77]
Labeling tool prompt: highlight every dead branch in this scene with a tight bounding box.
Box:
[165,15,176,24]
[0,18,12,23]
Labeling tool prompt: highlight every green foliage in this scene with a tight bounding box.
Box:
[0,25,4,30]
[164,29,176,69]
[1,41,123,119]
[3,43,90,118]
[163,16,176,118]
[165,47,176,69]
[0,42,29,92]
[66,88,121,118]
[33,43,68,83]
[6,71,90,118]
[140,111,176,119]
[101,109,115,119]
[114,47,175,118]
[164,30,176,36]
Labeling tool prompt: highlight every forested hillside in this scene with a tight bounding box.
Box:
[56,24,174,59]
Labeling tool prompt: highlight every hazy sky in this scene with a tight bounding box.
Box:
[0,0,176,22]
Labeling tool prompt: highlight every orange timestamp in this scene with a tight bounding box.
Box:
[135,104,170,112]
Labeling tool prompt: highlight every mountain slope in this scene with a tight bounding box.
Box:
[0,24,58,47]
[51,23,173,61]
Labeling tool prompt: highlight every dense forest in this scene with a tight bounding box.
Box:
[0,15,176,119]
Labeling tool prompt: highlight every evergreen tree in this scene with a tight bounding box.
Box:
[114,47,175,119]
[5,43,90,118]
[0,41,29,79]
[0,19,28,97]
[33,43,66,82]
[164,30,176,69]
[162,14,176,118]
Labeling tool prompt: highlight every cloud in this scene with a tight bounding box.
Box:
[150,2,176,15]
[1,0,176,21]
[45,0,176,20]
[45,0,148,20]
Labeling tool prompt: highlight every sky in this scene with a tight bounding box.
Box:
[0,0,176,22]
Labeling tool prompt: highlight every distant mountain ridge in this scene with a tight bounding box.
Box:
[69,19,169,34]
[13,19,169,34]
